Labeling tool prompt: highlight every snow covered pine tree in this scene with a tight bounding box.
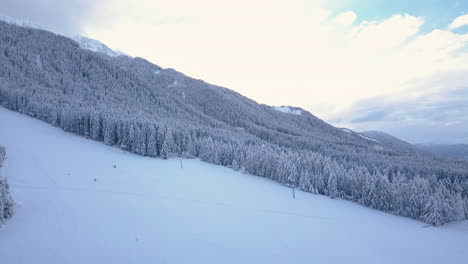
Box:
[0,146,14,226]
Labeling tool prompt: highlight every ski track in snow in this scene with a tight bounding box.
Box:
[0,107,467,264]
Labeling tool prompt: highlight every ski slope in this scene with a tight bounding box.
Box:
[0,107,467,264]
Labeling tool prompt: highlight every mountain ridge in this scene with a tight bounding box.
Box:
[416,143,468,159]
[0,14,125,58]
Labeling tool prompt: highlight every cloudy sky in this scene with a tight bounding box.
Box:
[2,0,468,144]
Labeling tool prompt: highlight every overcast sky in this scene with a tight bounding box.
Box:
[2,0,468,144]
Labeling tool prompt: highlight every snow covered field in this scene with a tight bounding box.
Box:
[0,107,467,264]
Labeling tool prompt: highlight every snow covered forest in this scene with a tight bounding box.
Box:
[0,145,14,226]
[0,21,467,226]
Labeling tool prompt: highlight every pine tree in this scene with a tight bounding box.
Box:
[0,146,5,167]
[147,125,158,157]
[423,190,444,226]
[464,197,468,219]
[103,116,116,146]
[160,126,174,159]
[313,172,325,195]
[370,171,392,211]
[298,170,310,191]
[0,178,14,221]
[231,159,239,171]
[286,162,299,188]
[450,193,465,222]
[327,169,338,199]
[0,145,14,225]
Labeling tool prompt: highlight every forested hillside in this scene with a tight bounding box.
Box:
[0,20,467,225]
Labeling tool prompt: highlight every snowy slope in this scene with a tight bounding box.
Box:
[0,107,467,264]
[272,106,302,115]
[341,128,380,141]
[358,134,381,143]
[71,36,125,57]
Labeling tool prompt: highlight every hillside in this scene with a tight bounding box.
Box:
[0,20,468,225]
[0,107,467,263]
[360,131,427,155]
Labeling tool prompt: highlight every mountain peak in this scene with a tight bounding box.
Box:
[71,36,126,57]
[0,14,125,58]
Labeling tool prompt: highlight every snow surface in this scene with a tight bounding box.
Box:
[272,106,302,115]
[0,107,467,264]
[342,128,353,133]
[71,36,125,57]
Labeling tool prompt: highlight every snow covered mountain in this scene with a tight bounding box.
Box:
[0,14,125,58]
[0,19,467,226]
[0,107,467,264]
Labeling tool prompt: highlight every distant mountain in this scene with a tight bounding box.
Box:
[415,144,468,159]
[359,131,425,155]
[0,19,467,225]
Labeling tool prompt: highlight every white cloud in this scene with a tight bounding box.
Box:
[348,14,423,53]
[335,11,357,26]
[77,1,468,142]
[448,14,468,30]
[329,71,468,143]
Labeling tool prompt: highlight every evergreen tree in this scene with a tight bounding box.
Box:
[423,188,444,226]
[160,126,174,159]
[147,125,158,157]
[0,146,14,226]
[327,169,338,199]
